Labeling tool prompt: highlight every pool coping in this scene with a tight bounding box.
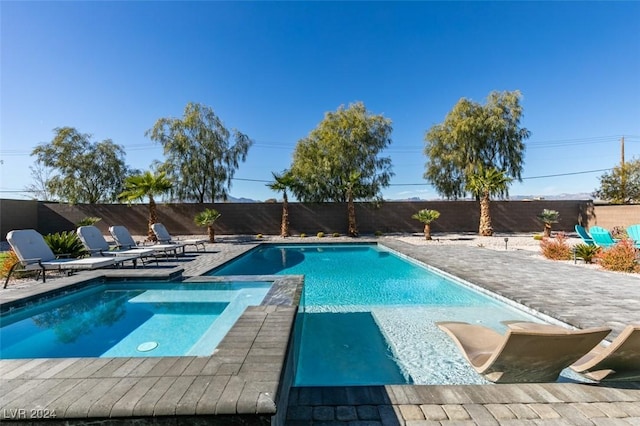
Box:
[2,239,639,424]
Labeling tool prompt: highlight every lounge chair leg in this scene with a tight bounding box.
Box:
[3,262,21,288]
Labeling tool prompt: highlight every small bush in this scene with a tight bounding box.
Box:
[317,232,325,238]
[596,240,640,273]
[533,234,543,241]
[332,232,340,237]
[610,226,629,240]
[76,216,102,227]
[43,231,87,258]
[540,232,572,260]
[374,230,383,237]
[0,250,33,280]
[573,244,601,264]
[256,234,263,239]
[299,233,307,238]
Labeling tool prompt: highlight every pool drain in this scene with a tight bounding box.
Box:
[137,341,158,352]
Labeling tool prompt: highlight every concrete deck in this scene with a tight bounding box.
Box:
[1,237,639,425]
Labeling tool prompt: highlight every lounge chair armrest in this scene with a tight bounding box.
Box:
[55,253,73,259]
[19,258,44,266]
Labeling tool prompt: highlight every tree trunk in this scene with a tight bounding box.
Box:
[543,223,552,238]
[347,189,358,237]
[424,223,432,240]
[148,196,158,242]
[478,192,493,236]
[207,225,215,243]
[281,193,290,237]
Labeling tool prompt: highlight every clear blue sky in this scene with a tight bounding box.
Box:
[2,1,639,202]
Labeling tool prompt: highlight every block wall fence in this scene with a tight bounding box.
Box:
[2,199,638,240]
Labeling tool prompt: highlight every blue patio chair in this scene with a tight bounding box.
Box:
[575,224,595,246]
[626,224,640,249]
[589,226,619,248]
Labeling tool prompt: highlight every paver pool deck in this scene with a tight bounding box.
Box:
[1,236,639,425]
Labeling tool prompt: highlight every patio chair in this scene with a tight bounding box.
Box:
[5,229,117,287]
[502,321,640,381]
[436,321,611,383]
[626,224,640,249]
[151,222,206,252]
[575,224,595,246]
[77,225,158,267]
[588,226,619,248]
[109,225,185,258]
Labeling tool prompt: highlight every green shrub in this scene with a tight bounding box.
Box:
[332,232,340,237]
[533,234,543,241]
[573,244,600,264]
[596,240,640,273]
[256,234,263,239]
[76,216,102,227]
[299,233,307,238]
[317,232,325,238]
[540,232,572,260]
[0,250,34,280]
[43,231,88,258]
[374,230,383,237]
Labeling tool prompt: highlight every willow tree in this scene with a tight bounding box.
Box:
[146,102,253,203]
[466,167,512,236]
[289,102,394,237]
[593,158,640,204]
[31,127,131,203]
[424,90,530,200]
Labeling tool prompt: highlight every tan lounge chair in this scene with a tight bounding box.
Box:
[436,321,611,383]
[503,322,640,381]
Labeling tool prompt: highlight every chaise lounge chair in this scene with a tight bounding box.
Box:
[502,321,640,381]
[626,224,640,249]
[77,225,158,267]
[151,223,206,252]
[588,226,619,248]
[5,229,117,287]
[575,224,595,246]
[436,321,611,383]
[109,225,185,258]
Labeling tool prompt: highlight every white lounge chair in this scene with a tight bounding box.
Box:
[77,225,158,267]
[5,229,117,287]
[109,225,185,258]
[151,222,206,252]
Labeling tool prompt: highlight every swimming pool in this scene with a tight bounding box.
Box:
[210,243,552,386]
[0,281,272,359]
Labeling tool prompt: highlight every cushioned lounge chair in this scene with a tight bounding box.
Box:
[77,225,158,267]
[626,224,640,249]
[5,229,117,287]
[503,321,640,381]
[436,321,611,383]
[575,224,595,246]
[109,225,185,258]
[589,226,619,248]
[151,223,206,252]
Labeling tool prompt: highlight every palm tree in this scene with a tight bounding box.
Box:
[538,209,560,237]
[267,170,296,237]
[194,208,222,243]
[345,171,361,237]
[466,167,512,236]
[411,209,441,240]
[118,171,172,241]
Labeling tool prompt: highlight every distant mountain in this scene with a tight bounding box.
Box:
[226,195,259,203]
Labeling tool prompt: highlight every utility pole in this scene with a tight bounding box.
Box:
[621,136,626,203]
[621,136,625,167]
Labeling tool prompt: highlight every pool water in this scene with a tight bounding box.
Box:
[211,244,550,386]
[0,281,272,359]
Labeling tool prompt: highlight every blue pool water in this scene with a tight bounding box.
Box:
[0,281,272,359]
[211,244,551,386]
